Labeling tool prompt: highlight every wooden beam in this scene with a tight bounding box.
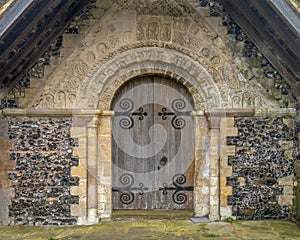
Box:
[220,0,300,97]
[0,0,89,99]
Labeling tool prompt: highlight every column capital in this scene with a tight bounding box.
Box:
[208,117,221,129]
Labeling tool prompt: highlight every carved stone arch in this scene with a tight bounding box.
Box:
[108,72,195,110]
[76,47,226,111]
[101,69,203,111]
[72,46,229,222]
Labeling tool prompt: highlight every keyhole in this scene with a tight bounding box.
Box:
[157,157,168,170]
[160,157,168,166]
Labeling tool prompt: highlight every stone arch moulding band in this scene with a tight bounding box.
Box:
[75,47,226,111]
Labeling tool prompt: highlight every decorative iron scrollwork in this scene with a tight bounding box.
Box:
[115,99,147,129]
[120,192,134,205]
[159,174,193,205]
[112,173,148,205]
[157,99,191,129]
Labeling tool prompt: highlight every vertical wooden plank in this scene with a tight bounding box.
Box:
[130,76,154,209]
[153,76,174,209]
[153,76,195,209]
[112,76,155,209]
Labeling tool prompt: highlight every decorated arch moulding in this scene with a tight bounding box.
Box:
[29,1,238,110]
[31,40,232,110]
[28,0,277,111]
[75,44,278,112]
[75,46,227,111]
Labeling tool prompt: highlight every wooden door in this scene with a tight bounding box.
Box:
[112,76,194,210]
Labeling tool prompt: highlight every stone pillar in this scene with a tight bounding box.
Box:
[70,116,89,225]
[295,112,300,220]
[97,111,114,220]
[208,117,221,221]
[0,118,14,226]
[219,117,236,220]
[295,160,300,220]
[194,115,210,217]
[87,116,99,224]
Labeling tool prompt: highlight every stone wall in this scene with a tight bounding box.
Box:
[295,121,300,220]
[0,118,14,225]
[8,0,281,112]
[296,160,300,220]
[7,117,79,225]
[0,0,299,225]
[226,117,298,220]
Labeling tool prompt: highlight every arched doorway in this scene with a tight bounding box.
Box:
[111,75,195,210]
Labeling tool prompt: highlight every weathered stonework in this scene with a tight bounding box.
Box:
[193,115,210,217]
[7,118,79,225]
[2,0,296,111]
[86,46,222,110]
[194,0,297,107]
[18,0,279,111]
[0,0,298,225]
[294,121,300,220]
[227,117,297,220]
[220,117,237,220]
[0,118,14,226]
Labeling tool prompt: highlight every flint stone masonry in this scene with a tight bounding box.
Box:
[226,117,298,220]
[0,0,299,225]
[7,118,79,225]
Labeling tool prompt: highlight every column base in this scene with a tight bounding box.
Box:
[209,214,220,221]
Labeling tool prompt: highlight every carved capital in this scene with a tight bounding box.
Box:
[208,117,221,129]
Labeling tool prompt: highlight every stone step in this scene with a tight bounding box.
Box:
[112,210,194,221]
[43,64,57,78]
[27,77,42,89]
[187,1,211,17]
[197,6,211,17]
[205,16,227,36]
[18,88,38,107]
[62,33,85,49]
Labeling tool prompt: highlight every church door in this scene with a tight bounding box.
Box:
[112,76,195,210]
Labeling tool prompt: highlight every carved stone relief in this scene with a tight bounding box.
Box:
[77,47,222,110]
[118,0,186,17]
[137,17,172,42]
[33,60,84,109]
[229,87,279,109]
[31,9,137,109]
[29,0,279,111]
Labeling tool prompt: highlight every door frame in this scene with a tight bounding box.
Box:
[73,47,227,224]
[94,75,217,220]
[110,76,196,210]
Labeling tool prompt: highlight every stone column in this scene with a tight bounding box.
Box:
[87,116,99,224]
[193,114,210,217]
[0,118,14,226]
[70,112,101,225]
[295,160,300,220]
[70,116,89,225]
[295,111,300,220]
[219,117,236,220]
[208,117,221,221]
[97,111,114,220]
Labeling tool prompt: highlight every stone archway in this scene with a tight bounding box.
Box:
[76,46,225,111]
[72,46,225,222]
